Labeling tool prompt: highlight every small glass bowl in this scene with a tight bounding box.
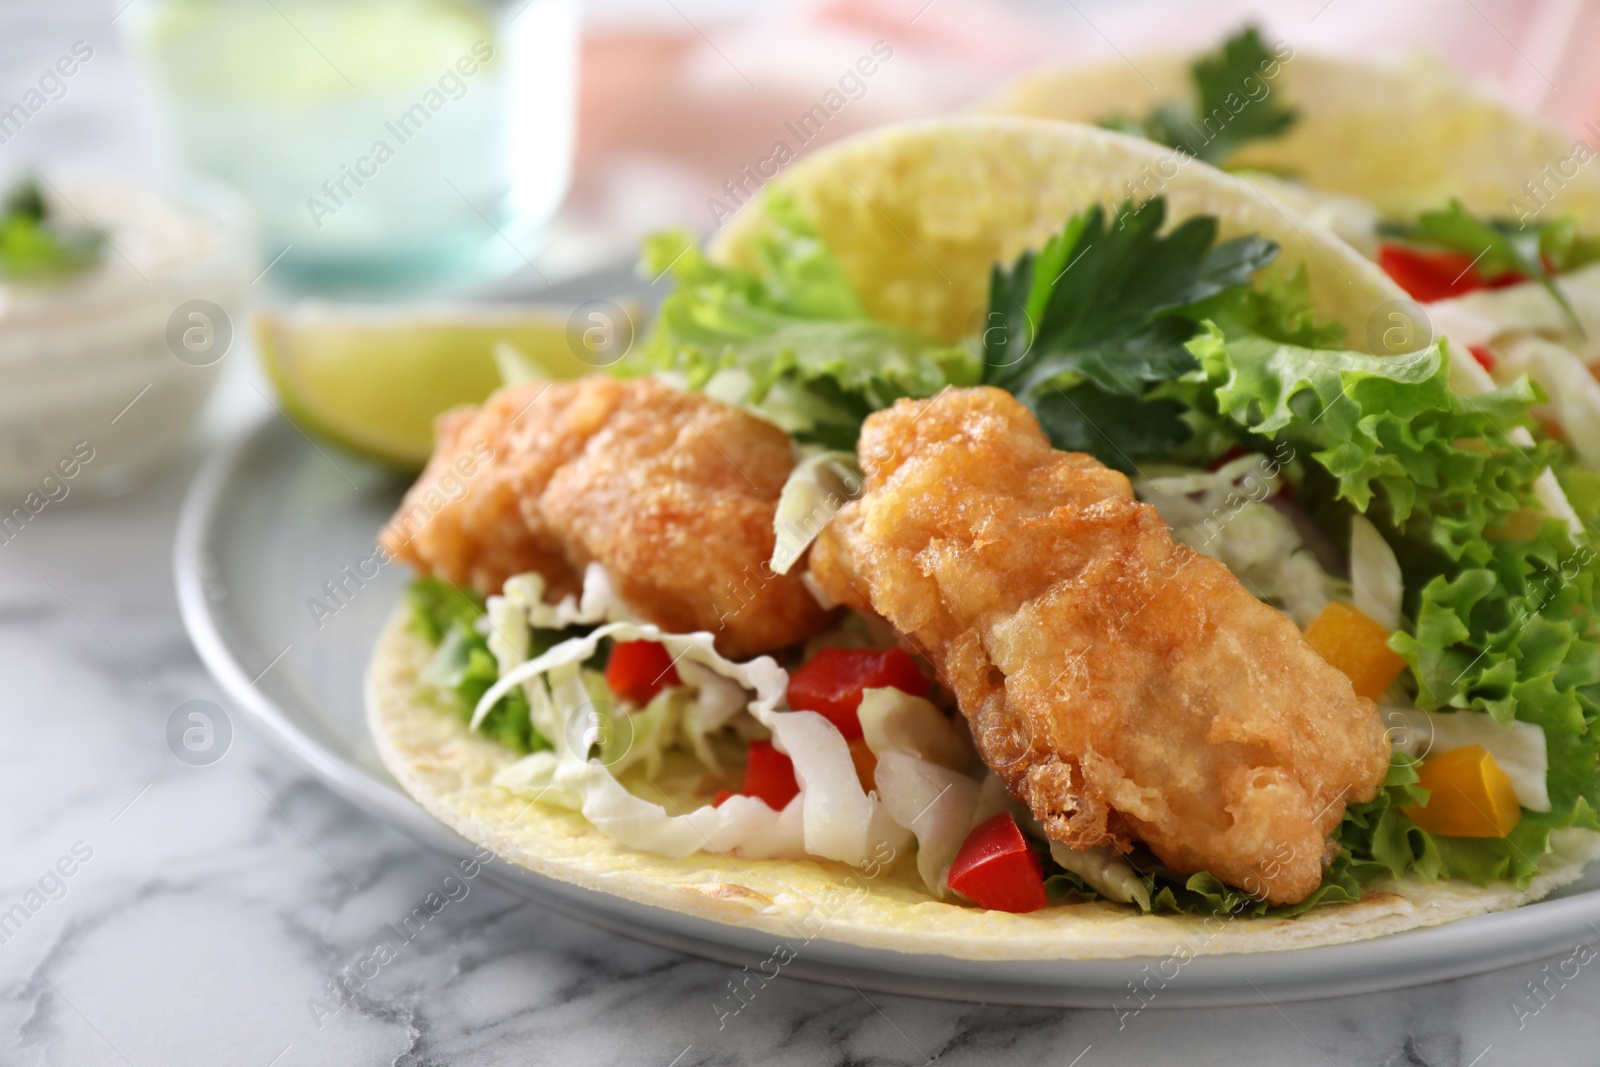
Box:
[0,175,255,507]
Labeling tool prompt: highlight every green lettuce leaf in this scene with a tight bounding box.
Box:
[1187,327,1600,888]
[1186,327,1554,562]
[634,193,978,448]
[407,577,551,755]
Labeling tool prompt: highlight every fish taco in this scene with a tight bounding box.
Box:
[984,27,1600,489]
[367,118,1600,961]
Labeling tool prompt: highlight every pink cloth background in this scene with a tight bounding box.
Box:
[549,0,1600,266]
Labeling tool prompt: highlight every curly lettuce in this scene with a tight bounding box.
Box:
[1185,329,1600,887]
[633,192,978,448]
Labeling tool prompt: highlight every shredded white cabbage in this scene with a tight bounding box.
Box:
[1137,456,1338,627]
[675,659,750,773]
[770,449,863,575]
[874,753,979,895]
[1490,336,1600,470]
[970,771,1020,829]
[483,564,632,744]
[1135,454,1282,527]
[1429,262,1600,359]
[1349,514,1403,633]
[492,750,582,810]
[855,687,982,894]
[475,620,908,866]
[1387,707,1550,812]
[857,688,972,772]
[1048,840,1151,911]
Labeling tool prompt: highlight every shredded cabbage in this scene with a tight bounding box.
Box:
[1429,262,1600,357]
[857,688,972,772]
[477,620,909,866]
[1136,455,1339,626]
[856,687,982,894]
[1387,707,1550,812]
[874,753,979,895]
[1490,336,1600,470]
[1048,840,1152,911]
[770,449,862,575]
[1350,514,1403,633]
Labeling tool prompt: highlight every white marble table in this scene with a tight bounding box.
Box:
[4,2,1600,1064]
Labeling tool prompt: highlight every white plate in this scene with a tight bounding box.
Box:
[175,271,1600,1008]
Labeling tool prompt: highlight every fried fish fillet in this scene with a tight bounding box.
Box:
[382,376,832,660]
[811,387,1390,905]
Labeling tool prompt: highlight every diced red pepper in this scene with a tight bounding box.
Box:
[1376,243,1525,303]
[1469,345,1497,373]
[786,647,930,740]
[1207,445,1249,471]
[604,640,680,706]
[712,789,736,808]
[740,740,799,811]
[947,812,1049,913]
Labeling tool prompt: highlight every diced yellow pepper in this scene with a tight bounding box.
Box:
[1303,602,1408,700]
[848,738,877,794]
[1402,744,1522,838]
[1485,509,1545,542]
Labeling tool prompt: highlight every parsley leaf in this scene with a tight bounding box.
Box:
[1097,27,1296,165]
[1380,199,1586,336]
[980,198,1276,471]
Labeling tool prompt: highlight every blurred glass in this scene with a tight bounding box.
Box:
[126,0,577,293]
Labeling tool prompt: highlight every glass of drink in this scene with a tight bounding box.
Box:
[126,0,577,293]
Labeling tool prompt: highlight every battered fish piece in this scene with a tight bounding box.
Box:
[811,387,1390,905]
[383,376,832,660]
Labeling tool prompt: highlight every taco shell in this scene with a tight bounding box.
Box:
[370,119,1600,958]
[981,50,1600,230]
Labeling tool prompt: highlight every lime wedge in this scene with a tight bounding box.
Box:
[255,303,629,468]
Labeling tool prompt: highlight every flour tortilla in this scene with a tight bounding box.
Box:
[710,117,1402,349]
[369,119,1599,959]
[981,50,1600,230]
[370,612,1599,960]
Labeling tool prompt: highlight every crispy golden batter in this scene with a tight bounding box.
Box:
[811,387,1390,905]
[383,376,832,659]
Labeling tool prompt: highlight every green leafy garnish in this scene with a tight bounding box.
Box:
[634,192,977,448]
[1380,200,1590,336]
[1097,27,1296,165]
[0,179,103,281]
[980,198,1276,472]
[1043,845,1361,919]
[407,577,551,755]
[1185,327,1600,887]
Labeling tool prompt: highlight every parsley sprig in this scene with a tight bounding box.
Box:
[1098,27,1296,166]
[980,198,1276,471]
